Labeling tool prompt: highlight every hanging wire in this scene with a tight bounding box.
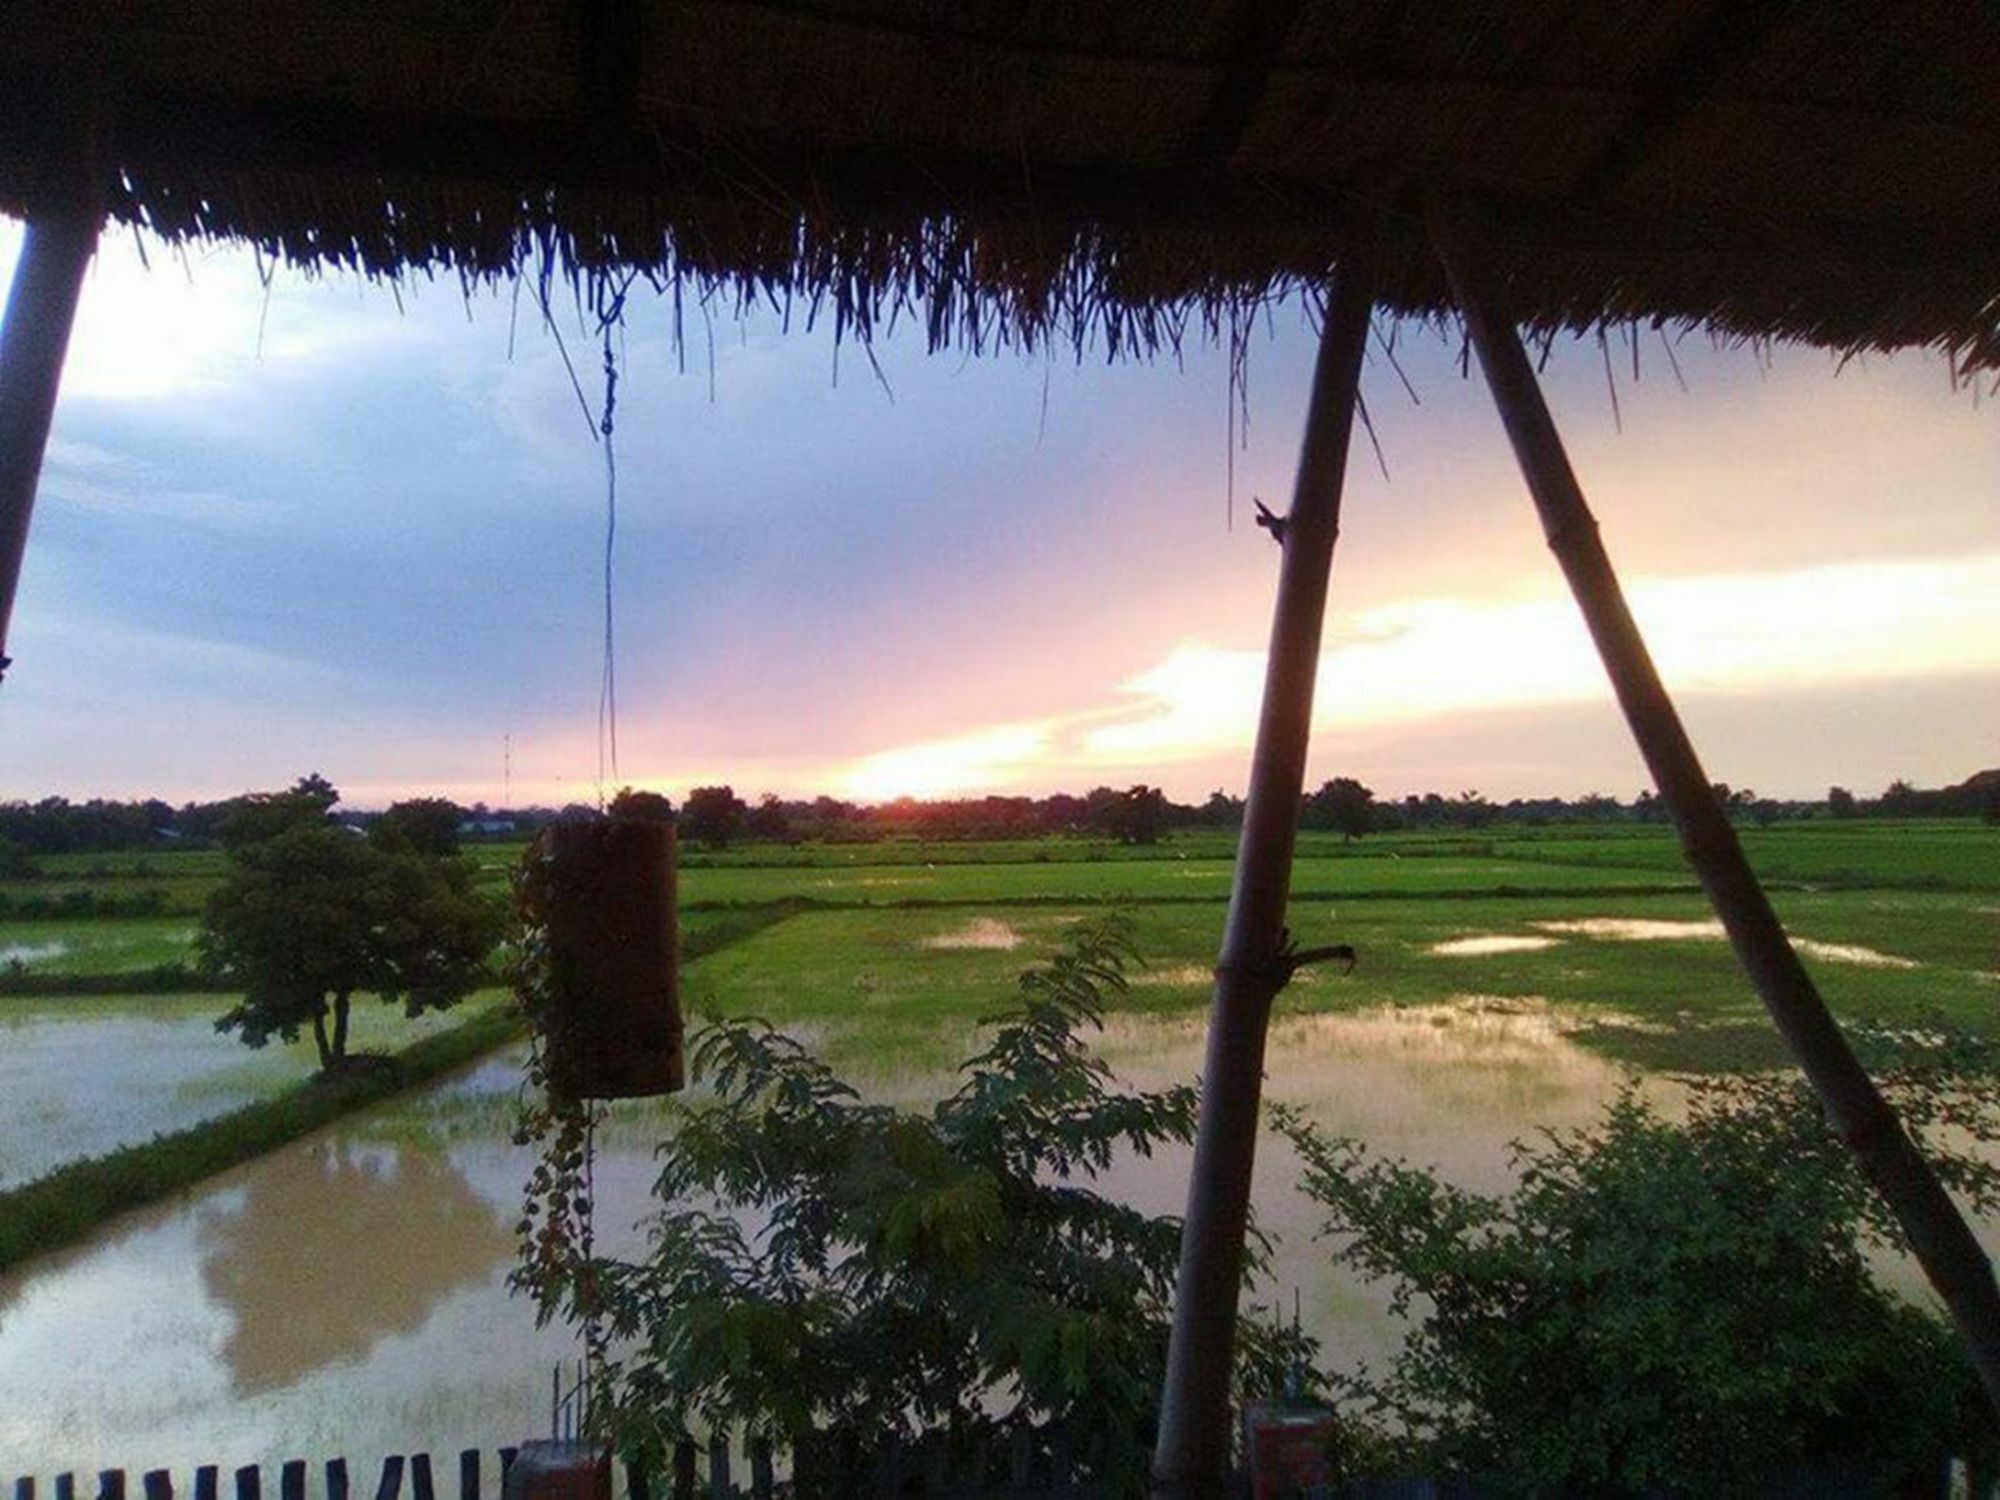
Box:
[596,321,621,804]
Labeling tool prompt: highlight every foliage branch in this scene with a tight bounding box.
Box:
[512,915,1310,1492]
[1275,1032,2000,1496]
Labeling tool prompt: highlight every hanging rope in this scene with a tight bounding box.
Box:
[597,323,621,803]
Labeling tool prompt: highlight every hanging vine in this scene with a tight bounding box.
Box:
[510,839,612,1405]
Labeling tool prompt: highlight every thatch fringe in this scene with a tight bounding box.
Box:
[2,0,1997,366]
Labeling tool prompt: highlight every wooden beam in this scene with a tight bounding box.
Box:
[1429,198,2000,1420]
[1151,258,1375,1497]
[0,207,96,682]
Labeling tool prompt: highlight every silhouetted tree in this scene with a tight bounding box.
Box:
[1101,785,1166,845]
[1308,778,1376,840]
[1200,789,1244,827]
[680,785,748,848]
[745,793,795,843]
[607,788,675,823]
[373,797,465,858]
[1452,790,1498,829]
[1880,779,1921,817]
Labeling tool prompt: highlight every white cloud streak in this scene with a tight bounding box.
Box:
[827,552,2000,797]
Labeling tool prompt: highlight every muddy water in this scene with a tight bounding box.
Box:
[0,999,492,1187]
[0,1004,1657,1475]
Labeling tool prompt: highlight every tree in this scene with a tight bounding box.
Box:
[217,774,340,848]
[1451,790,1496,829]
[514,920,1310,1492]
[1881,778,1921,817]
[680,785,747,848]
[1307,777,1375,840]
[608,787,675,824]
[1828,785,1858,819]
[201,779,503,1073]
[1200,789,1244,827]
[373,797,465,858]
[1100,785,1166,845]
[745,793,794,843]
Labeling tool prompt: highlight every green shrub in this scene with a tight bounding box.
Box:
[1277,1043,2000,1497]
[514,916,1309,1494]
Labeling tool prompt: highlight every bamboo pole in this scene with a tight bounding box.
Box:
[1429,201,2000,1417]
[1151,260,1375,1497]
[0,208,98,682]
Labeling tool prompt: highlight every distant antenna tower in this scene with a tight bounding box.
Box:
[504,733,512,808]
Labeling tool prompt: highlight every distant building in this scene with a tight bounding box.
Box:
[459,818,517,837]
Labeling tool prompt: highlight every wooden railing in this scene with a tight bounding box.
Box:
[3,1429,1116,1500]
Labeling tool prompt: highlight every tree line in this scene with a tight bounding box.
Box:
[2,767,1994,858]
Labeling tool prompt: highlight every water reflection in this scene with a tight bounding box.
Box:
[198,1138,514,1395]
[0,999,1682,1469]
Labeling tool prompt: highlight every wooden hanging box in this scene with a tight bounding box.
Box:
[527,817,684,1099]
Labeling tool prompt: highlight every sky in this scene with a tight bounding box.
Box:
[1,219,1995,810]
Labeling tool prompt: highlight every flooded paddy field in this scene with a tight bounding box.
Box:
[0,999,1653,1474]
[0,992,509,1188]
[0,822,1993,1476]
[0,919,201,974]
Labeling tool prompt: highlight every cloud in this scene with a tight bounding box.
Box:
[37,441,270,532]
[827,552,2000,798]
[833,721,1061,800]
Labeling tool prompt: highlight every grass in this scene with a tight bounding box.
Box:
[1501,822,2000,890]
[2,823,1991,1196]
[682,888,1998,1073]
[672,853,1696,908]
[0,917,198,972]
[17,822,1987,918]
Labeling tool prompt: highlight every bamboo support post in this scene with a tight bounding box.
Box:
[1151,259,1376,1496]
[1429,199,2000,1418]
[0,209,98,683]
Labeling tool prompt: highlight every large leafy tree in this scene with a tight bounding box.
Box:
[201,778,503,1072]
[513,918,1309,1493]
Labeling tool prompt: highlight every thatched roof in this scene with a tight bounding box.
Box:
[4,2,1999,364]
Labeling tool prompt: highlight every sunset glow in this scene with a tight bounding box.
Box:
[828,552,2000,799]
[3,220,1995,807]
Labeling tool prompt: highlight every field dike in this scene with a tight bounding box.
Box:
[0,900,803,1275]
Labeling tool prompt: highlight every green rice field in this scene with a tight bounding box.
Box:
[0,820,1993,1180]
[0,817,1993,1472]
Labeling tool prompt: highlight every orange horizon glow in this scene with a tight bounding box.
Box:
[425,550,2000,811]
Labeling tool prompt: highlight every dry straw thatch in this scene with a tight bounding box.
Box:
[2,1,1998,365]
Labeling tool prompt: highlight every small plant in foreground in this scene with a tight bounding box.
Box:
[1277,1034,2000,1497]
[513,916,1311,1494]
